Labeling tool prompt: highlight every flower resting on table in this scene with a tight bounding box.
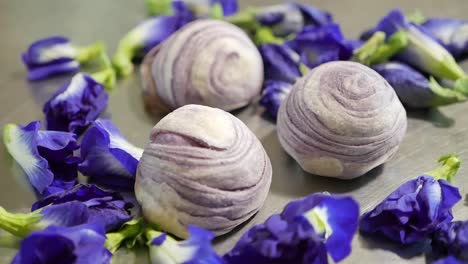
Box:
[432,220,468,262]
[0,184,132,238]
[11,224,111,264]
[32,184,133,232]
[2,121,79,197]
[360,154,462,244]
[223,193,359,264]
[372,62,468,108]
[146,0,238,18]
[146,225,224,264]
[113,1,194,77]
[227,2,332,37]
[286,24,354,69]
[260,80,293,120]
[421,18,468,60]
[79,119,143,191]
[43,73,108,135]
[363,8,465,81]
[258,43,302,83]
[105,218,144,253]
[21,36,105,81]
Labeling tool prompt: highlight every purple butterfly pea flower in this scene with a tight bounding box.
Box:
[43,73,108,135]
[373,62,468,108]
[360,154,462,244]
[79,119,143,191]
[223,193,359,264]
[11,224,112,264]
[2,121,79,196]
[21,36,104,81]
[433,256,468,264]
[421,18,468,59]
[287,24,354,69]
[366,9,465,80]
[258,43,301,83]
[32,184,133,232]
[255,2,332,37]
[113,1,194,77]
[432,221,468,262]
[260,80,293,119]
[146,225,224,264]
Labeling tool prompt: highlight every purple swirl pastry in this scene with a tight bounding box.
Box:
[135,104,272,238]
[277,61,407,179]
[141,19,264,113]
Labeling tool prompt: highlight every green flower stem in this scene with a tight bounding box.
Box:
[224,8,259,32]
[112,37,140,77]
[90,53,117,91]
[76,41,106,64]
[353,31,408,66]
[105,218,144,253]
[0,207,43,238]
[0,234,21,249]
[426,153,461,183]
[255,27,284,45]
[210,3,224,19]
[428,77,467,107]
[146,0,173,16]
[405,32,466,81]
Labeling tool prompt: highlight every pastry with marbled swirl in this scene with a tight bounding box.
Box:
[277,61,407,179]
[135,104,272,238]
[141,19,264,113]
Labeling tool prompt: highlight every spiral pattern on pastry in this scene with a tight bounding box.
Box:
[277,61,407,179]
[141,19,264,112]
[135,105,272,238]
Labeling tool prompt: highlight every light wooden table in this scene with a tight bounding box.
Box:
[0,0,467,263]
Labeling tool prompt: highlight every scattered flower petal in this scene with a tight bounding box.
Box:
[224,193,359,263]
[43,73,109,135]
[432,256,468,264]
[11,224,112,264]
[260,80,293,119]
[21,36,105,81]
[365,9,465,80]
[79,119,143,191]
[113,2,194,76]
[432,221,468,262]
[3,121,79,196]
[373,62,467,108]
[293,2,333,27]
[421,18,468,59]
[32,184,133,232]
[360,154,462,244]
[287,24,354,69]
[258,43,301,83]
[146,225,224,264]
[256,3,305,37]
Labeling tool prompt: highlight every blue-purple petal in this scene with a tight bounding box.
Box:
[287,24,353,68]
[260,80,293,119]
[40,201,90,227]
[258,43,301,83]
[211,0,238,16]
[43,73,108,135]
[138,3,194,54]
[21,36,79,81]
[432,221,468,262]
[12,223,111,264]
[79,119,143,191]
[360,175,461,244]
[256,3,304,37]
[224,193,358,263]
[292,2,333,27]
[3,122,54,194]
[32,184,132,232]
[422,18,468,59]
[372,62,433,108]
